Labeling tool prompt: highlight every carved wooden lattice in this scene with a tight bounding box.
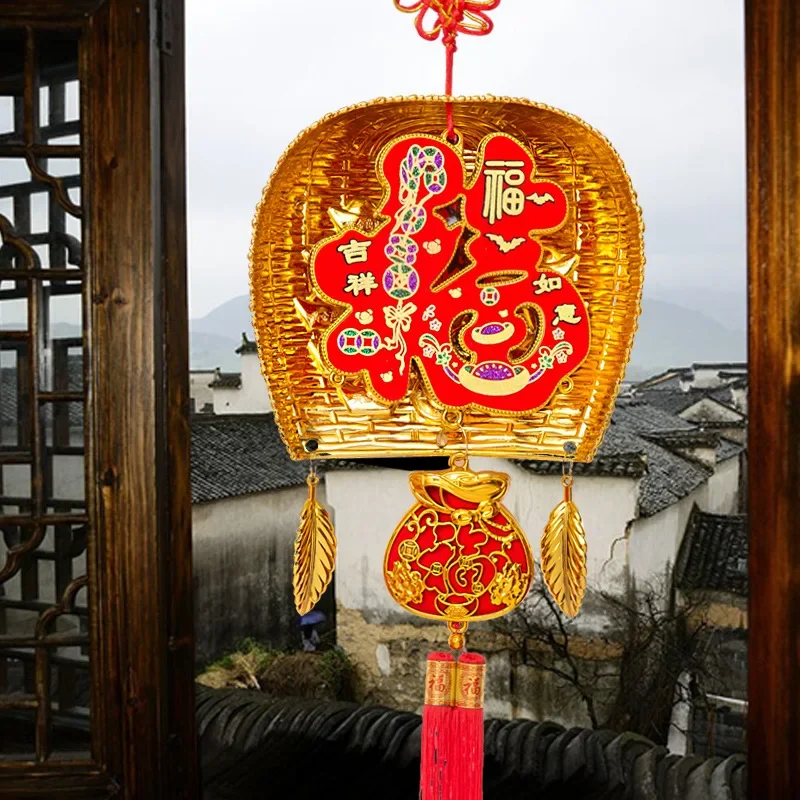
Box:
[0,26,90,761]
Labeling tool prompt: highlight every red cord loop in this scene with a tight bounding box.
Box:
[395,0,500,141]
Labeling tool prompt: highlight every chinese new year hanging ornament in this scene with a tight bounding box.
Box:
[249,0,644,796]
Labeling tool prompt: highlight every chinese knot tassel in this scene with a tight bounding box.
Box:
[450,652,486,800]
[420,652,456,799]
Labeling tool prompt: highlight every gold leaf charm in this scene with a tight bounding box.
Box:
[540,476,587,618]
[293,473,337,615]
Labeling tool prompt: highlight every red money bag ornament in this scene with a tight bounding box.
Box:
[248,2,644,797]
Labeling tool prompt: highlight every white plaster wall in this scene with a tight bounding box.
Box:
[192,483,312,661]
[327,461,639,632]
[706,457,740,514]
[211,353,272,415]
[326,468,417,619]
[680,397,743,424]
[691,368,725,389]
[473,458,639,600]
[190,370,216,413]
[628,484,708,589]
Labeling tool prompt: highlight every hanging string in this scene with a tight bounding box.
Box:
[395,0,501,142]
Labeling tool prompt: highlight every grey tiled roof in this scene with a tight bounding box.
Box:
[191,414,308,503]
[235,333,258,355]
[612,398,696,434]
[633,388,708,415]
[643,429,720,451]
[208,371,242,389]
[633,368,692,391]
[675,504,747,596]
[520,400,714,517]
[515,450,648,479]
[717,437,745,462]
[691,362,747,371]
[196,685,747,800]
[190,414,365,504]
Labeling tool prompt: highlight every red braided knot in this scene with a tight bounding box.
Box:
[395,0,500,141]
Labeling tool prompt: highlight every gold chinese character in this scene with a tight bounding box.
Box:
[533,274,563,295]
[344,271,379,297]
[337,238,372,265]
[482,160,526,224]
[552,304,582,325]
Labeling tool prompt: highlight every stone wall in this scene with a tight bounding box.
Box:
[193,484,334,664]
[338,604,621,730]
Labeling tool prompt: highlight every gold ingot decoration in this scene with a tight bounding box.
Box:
[249,96,644,463]
[383,454,534,622]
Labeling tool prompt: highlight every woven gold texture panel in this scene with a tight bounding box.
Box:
[249,96,644,461]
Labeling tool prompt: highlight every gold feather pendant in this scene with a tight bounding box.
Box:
[540,476,587,618]
[293,473,337,616]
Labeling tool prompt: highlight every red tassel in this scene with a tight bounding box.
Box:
[451,652,486,800]
[420,652,456,800]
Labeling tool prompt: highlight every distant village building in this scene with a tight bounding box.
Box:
[183,343,750,733]
[190,369,216,414]
[195,334,272,416]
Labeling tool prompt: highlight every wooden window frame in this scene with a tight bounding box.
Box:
[0,0,196,796]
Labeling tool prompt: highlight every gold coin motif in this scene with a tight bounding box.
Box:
[398,540,420,562]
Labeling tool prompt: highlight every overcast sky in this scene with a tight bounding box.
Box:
[186,0,745,320]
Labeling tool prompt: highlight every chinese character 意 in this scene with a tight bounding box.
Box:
[482,160,526,224]
[344,271,379,297]
[337,238,372,265]
[533,274,563,295]
[552,304,582,326]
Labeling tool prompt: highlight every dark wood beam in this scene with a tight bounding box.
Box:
[746,1,800,796]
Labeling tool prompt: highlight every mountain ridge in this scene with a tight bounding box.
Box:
[188,292,747,378]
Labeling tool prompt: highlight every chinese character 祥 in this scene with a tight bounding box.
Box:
[552,304,583,326]
[337,238,372,265]
[344,271,379,297]
[482,160,526,224]
[533,274,563,295]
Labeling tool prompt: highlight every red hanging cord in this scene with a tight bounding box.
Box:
[395,0,500,142]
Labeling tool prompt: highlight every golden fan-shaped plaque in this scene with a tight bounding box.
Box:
[249,96,644,462]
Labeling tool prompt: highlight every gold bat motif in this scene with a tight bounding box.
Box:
[527,192,555,206]
[485,233,526,253]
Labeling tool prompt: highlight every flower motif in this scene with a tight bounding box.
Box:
[422,304,437,322]
[555,350,568,364]
[381,371,394,382]
[423,344,435,358]
[448,288,462,299]
[429,319,442,332]
[436,350,451,366]
[538,352,555,370]
[423,238,442,255]
[552,327,565,341]
[355,310,374,325]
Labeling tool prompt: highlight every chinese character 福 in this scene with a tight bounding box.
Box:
[482,160,526,225]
